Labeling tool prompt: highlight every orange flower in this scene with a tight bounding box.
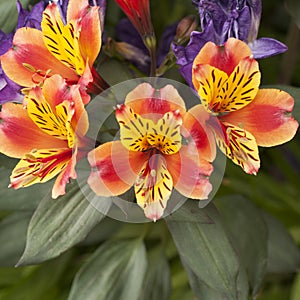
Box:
[88,83,213,221]
[192,38,298,174]
[1,0,107,99]
[0,75,89,198]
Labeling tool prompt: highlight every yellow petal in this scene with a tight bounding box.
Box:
[27,96,75,147]
[217,57,261,112]
[147,110,182,155]
[216,122,260,174]
[10,148,72,189]
[135,154,173,221]
[116,104,153,152]
[41,3,85,75]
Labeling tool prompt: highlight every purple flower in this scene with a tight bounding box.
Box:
[173,0,288,86]
[0,1,47,104]
[116,18,177,75]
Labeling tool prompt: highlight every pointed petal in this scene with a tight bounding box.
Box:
[88,141,145,196]
[1,27,78,87]
[135,154,173,221]
[217,56,261,112]
[10,148,72,189]
[0,103,66,158]
[221,89,299,147]
[216,122,260,174]
[147,110,182,155]
[116,104,152,152]
[183,104,216,162]
[192,38,253,76]
[42,3,85,75]
[165,146,213,199]
[192,63,228,112]
[249,37,288,59]
[52,149,77,199]
[124,83,186,118]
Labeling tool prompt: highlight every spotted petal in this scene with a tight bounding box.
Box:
[116,104,151,152]
[147,111,182,155]
[216,122,260,174]
[41,3,85,75]
[27,96,75,147]
[135,154,173,221]
[10,148,72,189]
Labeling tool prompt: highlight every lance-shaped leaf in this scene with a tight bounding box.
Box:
[182,258,249,300]
[68,238,147,300]
[17,183,110,266]
[139,247,171,300]
[0,212,32,266]
[215,195,268,297]
[263,211,300,273]
[166,202,241,299]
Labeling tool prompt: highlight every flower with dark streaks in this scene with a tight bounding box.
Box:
[173,0,288,87]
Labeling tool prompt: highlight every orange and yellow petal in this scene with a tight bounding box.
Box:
[220,89,299,147]
[52,149,77,199]
[42,3,85,75]
[0,103,66,158]
[193,38,253,76]
[116,104,152,152]
[165,146,213,199]
[147,110,182,155]
[217,57,260,112]
[135,154,173,221]
[1,27,78,87]
[124,83,186,119]
[27,96,75,147]
[183,104,216,162]
[217,122,260,174]
[10,148,72,189]
[88,141,146,196]
[192,64,228,112]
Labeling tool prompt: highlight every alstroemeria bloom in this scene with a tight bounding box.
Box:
[88,83,213,221]
[192,38,298,174]
[1,0,107,99]
[173,0,287,87]
[0,74,89,198]
[115,0,154,42]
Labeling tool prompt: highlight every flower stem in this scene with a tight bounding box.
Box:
[149,46,157,77]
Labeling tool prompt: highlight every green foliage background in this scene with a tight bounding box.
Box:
[1,0,300,299]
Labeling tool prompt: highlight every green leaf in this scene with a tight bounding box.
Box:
[68,238,147,300]
[17,183,110,266]
[285,0,300,28]
[263,212,300,273]
[215,195,268,297]
[0,0,31,33]
[182,259,249,300]
[290,272,300,300]
[0,166,53,211]
[166,202,241,299]
[139,247,171,300]
[0,212,32,266]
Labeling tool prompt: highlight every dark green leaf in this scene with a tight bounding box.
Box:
[215,195,268,297]
[0,212,32,266]
[0,0,31,33]
[139,247,171,300]
[17,183,110,265]
[0,166,53,211]
[68,238,147,300]
[166,203,241,299]
[182,259,249,300]
[263,212,300,273]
